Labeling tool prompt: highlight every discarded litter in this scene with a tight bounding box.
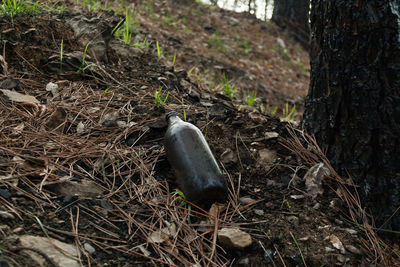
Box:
[164,111,228,207]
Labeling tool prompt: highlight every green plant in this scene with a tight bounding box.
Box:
[281,103,296,121]
[113,8,139,45]
[1,0,42,22]
[80,43,90,70]
[207,33,227,53]
[171,53,176,66]
[270,106,278,116]
[183,110,187,121]
[187,66,196,77]
[59,39,64,71]
[156,41,163,59]
[154,87,170,106]
[290,232,307,266]
[78,0,102,12]
[246,91,257,106]
[104,87,111,94]
[221,75,237,99]
[172,190,192,223]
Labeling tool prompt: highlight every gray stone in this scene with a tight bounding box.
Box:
[218,228,252,249]
[264,131,279,139]
[258,149,277,164]
[19,235,80,267]
[84,243,96,254]
[254,209,264,216]
[345,245,362,255]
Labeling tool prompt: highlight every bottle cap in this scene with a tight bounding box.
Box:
[166,111,180,122]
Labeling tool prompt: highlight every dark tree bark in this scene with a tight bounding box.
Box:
[272,0,310,49]
[303,1,400,230]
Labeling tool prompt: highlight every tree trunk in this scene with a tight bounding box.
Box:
[272,0,310,49]
[303,0,400,230]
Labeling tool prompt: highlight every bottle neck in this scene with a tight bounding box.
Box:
[168,115,182,125]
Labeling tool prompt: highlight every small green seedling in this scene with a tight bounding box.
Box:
[172,190,192,223]
[59,39,64,71]
[171,53,176,66]
[1,0,42,23]
[156,41,163,59]
[246,91,256,106]
[183,110,187,121]
[281,103,296,121]
[221,75,237,99]
[154,87,170,106]
[104,87,111,94]
[187,66,196,77]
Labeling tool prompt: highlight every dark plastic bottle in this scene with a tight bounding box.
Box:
[164,111,228,206]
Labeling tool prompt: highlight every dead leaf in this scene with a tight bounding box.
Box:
[148,229,169,244]
[0,89,40,104]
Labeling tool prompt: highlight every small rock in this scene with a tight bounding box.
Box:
[238,257,249,265]
[19,235,80,267]
[345,245,362,255]
[248,111,267,123]
[148,229,169,244]
[304,163,330,198]
[298,236,309,241]
[45,178,103,197]
[220,149,237,164]
[258,149,277,164]
[101,111,119,123]
[286,216,299,226]
[116,120,127,128]
[312,203,320,210]
[264,131,279,139]
[290,195,305,200]
[334,219,343,225]
[76,122,84,133]
[0,211,14,220]
[84,243,96,254]
[329,234,346,254]
[45,82,59,97]
[343,228,358,235]
[12,227,23,233]
[325,246,335,253]
[0,78,20,90]
[254,209,264,216]
[277,38,286,50]
[238,197,256,205]
[218,228,252,249]
[330,198,340,208]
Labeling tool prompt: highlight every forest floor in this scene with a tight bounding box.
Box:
[0,0,398,266]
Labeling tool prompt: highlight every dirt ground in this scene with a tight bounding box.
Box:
[0,0,398,266]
